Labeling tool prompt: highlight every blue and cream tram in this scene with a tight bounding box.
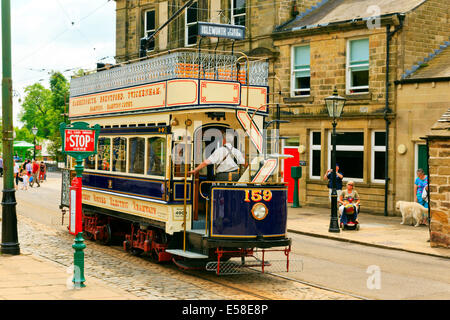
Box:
[62,49,292,274]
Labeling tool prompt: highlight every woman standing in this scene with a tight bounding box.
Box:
[414,169,428,208]
[414,168,428,225]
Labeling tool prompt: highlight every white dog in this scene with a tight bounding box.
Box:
[395,201,428,227]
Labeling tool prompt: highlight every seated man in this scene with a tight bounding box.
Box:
[338,181,360,225]
[189,131,246,181]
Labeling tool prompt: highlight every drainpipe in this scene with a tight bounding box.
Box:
[384,13,405,216]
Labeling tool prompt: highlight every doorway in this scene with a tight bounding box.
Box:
[192,124,230,226]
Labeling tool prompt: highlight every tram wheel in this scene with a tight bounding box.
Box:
[130,248,143,256]
[84,231,94,241]
[99,224,112,245]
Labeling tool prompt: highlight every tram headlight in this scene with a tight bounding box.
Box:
[252,203,268,220]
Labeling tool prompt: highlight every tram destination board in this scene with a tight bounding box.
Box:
[197,22,245,40]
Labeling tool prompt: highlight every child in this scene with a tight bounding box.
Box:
[20,168,29,190]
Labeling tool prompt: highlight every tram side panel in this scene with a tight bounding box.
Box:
[80,172,192,236]
[210,186,288,243]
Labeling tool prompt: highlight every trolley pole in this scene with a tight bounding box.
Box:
[1,0,20,255]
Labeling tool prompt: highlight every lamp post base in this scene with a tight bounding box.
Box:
[328,217,340,233]
[72,232,86,288]
[1,188,20,255]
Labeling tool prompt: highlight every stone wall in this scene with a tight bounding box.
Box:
[428,138,450,248]
[115,0,296,62]
[273,26,392,117]
[400,0,450,76]
[395,81,450,204]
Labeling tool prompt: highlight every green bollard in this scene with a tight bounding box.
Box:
[291,166,302,208]
[72,232,86,288]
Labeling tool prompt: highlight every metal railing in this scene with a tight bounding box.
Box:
[70,49,269,98]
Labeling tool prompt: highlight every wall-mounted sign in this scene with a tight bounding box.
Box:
[197,22,245,40]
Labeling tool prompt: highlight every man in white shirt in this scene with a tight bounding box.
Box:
[188,131,246,181]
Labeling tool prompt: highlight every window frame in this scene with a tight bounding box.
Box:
[371,131,386,184]
[231,0,246,27]
[185,2,198,47]
[327,130,364,183]
[309,131,321,180]
[346,38,369,95]
[144,9,156,52]
[291,45,311,97]
[84,134,168,180]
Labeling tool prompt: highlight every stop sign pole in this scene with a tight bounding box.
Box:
[60,121,100,288]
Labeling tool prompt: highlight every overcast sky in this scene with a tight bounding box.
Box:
[2,0,116,126]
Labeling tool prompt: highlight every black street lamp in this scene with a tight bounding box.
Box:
[1,0,20,255]
[325,87,346,233]
[32,126,38,160]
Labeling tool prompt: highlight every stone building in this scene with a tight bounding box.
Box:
[426,109,450,248]
[113,0,450,214]
[395,45,450,213]
[272,0,450,214]
[114,0,300,62]
[395,43,450,247]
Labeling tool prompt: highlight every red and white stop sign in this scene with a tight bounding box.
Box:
[64,129,96,152]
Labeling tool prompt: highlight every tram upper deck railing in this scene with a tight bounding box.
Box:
[70,49,269,98]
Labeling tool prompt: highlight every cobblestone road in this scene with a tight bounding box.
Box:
[11,215,356,300]
[2,172,357,300]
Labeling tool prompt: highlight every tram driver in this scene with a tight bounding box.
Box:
[188,131,246,181]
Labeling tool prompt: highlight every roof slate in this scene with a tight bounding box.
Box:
[427,108,450,138]
[405,45,450,80]
[276,0,427,32]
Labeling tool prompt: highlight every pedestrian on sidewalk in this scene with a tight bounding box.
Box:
[338,180,360,220]
[31,159,41,188]
[324,164,344,202]
[25,159,32,175]
[20,168,29,190]
[39,161,46,183]
[14,160,20,190]
[414,168,428,224]
[0,155,3,177]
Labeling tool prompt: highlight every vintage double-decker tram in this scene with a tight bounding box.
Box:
[61,48,293,275]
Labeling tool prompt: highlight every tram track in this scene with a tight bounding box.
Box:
[73,233,364,300]
[266,273,372,300]
[16,213,364,300]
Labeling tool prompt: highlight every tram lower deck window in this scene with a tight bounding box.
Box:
[98,137,111,171]
[112,137,127,172]
[148,137,166,176]
[129,137,145,174]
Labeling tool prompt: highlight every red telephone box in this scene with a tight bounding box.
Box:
[69,177,83,236]
[283,147,300,203]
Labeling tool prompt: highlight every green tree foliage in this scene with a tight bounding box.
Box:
[19,83,52,138]
[19,71,70,161]
[14,126,35,142]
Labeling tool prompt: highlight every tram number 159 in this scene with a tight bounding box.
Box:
[243,189,272,202]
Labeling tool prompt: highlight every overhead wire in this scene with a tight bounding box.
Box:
[13,0,112,67]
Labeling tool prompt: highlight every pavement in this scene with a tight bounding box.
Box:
[0,194,448,300]
[287,205,450,259]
